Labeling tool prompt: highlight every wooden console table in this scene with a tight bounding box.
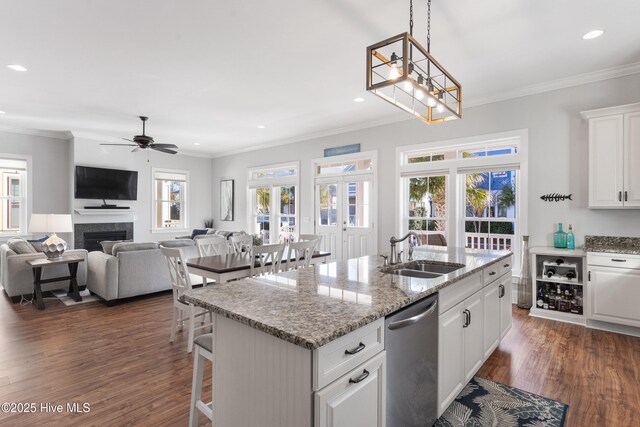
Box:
[26,255,85,310]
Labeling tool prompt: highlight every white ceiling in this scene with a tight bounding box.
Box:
[1,0,639,156]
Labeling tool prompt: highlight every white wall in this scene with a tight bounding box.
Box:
[73,137,213,244]
[211,73,640,251]
[0,130,73,243]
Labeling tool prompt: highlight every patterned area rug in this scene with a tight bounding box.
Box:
[435,377,568,427]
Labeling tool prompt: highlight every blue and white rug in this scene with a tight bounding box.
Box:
[435,377,568,427]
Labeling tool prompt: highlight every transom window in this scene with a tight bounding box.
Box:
[316,159,373,175]
[405,140,518,164]
[153,169,188,231]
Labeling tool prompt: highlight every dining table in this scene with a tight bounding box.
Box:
[186,250,331,284]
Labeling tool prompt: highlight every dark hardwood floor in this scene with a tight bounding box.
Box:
[478,307,640,427]
[0,291,638,426]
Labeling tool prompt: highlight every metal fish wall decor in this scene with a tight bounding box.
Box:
[540,193,572,202]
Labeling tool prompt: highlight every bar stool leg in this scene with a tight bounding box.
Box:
[189,345,205,427]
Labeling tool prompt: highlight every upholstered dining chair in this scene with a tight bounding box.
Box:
[160,246,213,353]
[299,234,323,252]
[286,240,316,270]
[250,243,285,277]
[229,234,253,254]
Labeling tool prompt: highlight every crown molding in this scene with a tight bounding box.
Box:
[465,61,640,108]
[0,125,73,140]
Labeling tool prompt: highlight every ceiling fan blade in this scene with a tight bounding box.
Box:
[151,146,177,154]
[122,137,136,142]
[152,143,179,149]
[100,143,138,146]
[131,147,141,152]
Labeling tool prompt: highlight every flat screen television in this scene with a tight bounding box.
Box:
[75,166,138,200]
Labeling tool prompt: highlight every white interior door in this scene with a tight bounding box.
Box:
[316,176,374,261]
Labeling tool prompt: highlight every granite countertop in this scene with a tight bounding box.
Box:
[584,235,640,255]
[182,247,511,350]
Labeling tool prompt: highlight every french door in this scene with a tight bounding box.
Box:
[315,175,374,261]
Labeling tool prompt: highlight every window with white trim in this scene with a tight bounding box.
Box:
[399,133,527,273]
[152,169,188,231]
[248,163,299,244]
[0,158,27,235]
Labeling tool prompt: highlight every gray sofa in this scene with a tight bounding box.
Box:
[87,239,197,303]
[0,244,88,302]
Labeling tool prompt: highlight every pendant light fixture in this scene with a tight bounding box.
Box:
[366,0,461,124]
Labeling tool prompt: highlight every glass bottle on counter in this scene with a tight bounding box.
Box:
[567,225,575,250]
[554,223,568,249]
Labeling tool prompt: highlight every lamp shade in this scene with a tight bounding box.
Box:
[28,214,73,233]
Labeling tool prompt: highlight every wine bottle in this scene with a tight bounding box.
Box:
[566,270,576,280]
[546,267,556,278]
[555,257,565,265]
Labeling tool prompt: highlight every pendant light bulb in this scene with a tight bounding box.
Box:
[416,89,425,100]
[389,52,400,79]
[403,80,413,91]
[437,104,444,113]
[427,96,436,107]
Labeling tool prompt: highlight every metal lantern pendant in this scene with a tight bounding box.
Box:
[366,0,461,124]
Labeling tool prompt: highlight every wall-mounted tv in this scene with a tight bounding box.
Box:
[75,166,138,201]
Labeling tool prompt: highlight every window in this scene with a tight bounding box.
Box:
[464,170,517,252]
[153,169,188,231]
[316,159,373,175]
[0,157,28,235]
[406,175,448,245]
[248,163,299,243]
[398,131,527,274]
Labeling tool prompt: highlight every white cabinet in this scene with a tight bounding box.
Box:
[438,257,513,417]
[438,300,465,415]
[583,103,640,208]
[315,351,386,427]
[499,273,513,338]
[587,253,640,328]
[483,280,501,358]
[438,288,485,415]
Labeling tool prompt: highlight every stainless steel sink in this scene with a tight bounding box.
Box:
[383,261,465,279]
[402,262,464,275]
[389,269,443,279]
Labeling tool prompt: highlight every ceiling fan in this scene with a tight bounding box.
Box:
[100,116,179,154]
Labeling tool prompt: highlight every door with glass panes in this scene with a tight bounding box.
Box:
[316,176,374,261]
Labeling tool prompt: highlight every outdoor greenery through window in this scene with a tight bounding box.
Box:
[248,163,298,244]
[0,158,27,234]
[408,175,447,246]
[465,170,517,252]
[153,170,187,230]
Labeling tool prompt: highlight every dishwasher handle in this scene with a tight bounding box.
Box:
[387,300,438,330]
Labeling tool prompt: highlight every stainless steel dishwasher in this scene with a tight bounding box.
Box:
[385,293,438,427]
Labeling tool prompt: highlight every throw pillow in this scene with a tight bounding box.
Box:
[101,239,131,255]
[190,228,209,239]
[27,235,49,252]
[7,237,38,254]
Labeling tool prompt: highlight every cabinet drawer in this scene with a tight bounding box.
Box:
[498,256,513,277]
[313,318,384,391]
[439,272,482,315]
[587,252,640,269]
[483,262,501,285]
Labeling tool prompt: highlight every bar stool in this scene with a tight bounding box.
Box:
[190,333,213,427]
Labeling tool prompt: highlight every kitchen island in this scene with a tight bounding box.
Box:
[182,247,512,427]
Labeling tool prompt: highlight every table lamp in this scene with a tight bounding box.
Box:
[28,214,73,259]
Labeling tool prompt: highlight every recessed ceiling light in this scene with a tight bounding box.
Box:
[0,111,5,115]
[582,30,604,40]
[7,64,27,72]
[257,125,266,129]
[193,142,201,146]
[353,97,365,103]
